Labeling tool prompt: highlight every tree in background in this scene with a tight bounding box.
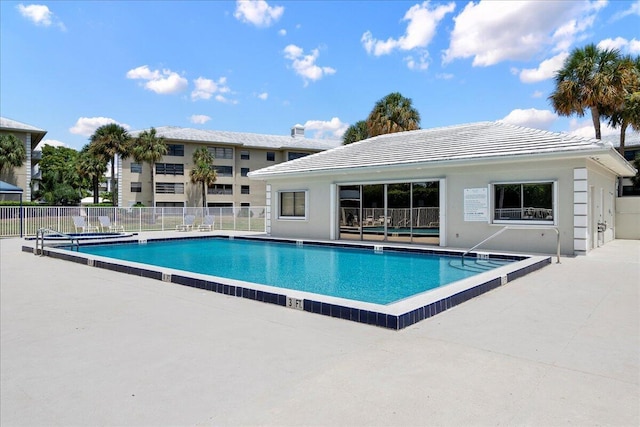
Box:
[342,92,421,145]
[342,120,369,145]
[131,127,167,207]
[189,147,217,208]
[366,92,421,137]
[604,55,640,154]
[0,133,26,174]
[549,44,626,140]
[36,145,83,205]
[78,144,108,204]
[89,123,132,207]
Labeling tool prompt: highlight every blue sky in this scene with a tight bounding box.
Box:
[1,0,639,150]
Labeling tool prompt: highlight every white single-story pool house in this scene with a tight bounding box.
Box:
[249,121,637,256]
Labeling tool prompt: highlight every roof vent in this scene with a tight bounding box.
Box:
[291,124,305,138]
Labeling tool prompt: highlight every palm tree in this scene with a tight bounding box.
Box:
[604,56,640,155]
[342,120,370,145]
[189,147,217,208]
[77,144,108,204]
[89,124,132,206]
[366,92,421,138]
[0,133,26,174]
[131,127,168,207]
[549,44,625,140]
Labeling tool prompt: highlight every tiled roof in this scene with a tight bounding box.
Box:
[249,121,636,178]
[599,132,640,148]
[130,126,341,151]
[0,117,46,133]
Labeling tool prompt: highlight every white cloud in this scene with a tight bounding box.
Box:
[532,90,544,98]
[518,52,569,83]
[611,0,640,21]
[303,117,348,139]
[404,52,430,71]
[34,139,68,151]
[362,1,455,58]
[598,37,640,54]
[189,115,211,124]
[283,44,336,86]
[278,29,286,36]
[234,0,283,27]
[126,65,188,95]
[436,73,454,80]
[568,118,619,139]
[69,117,131,137]
[16,3,66,30]
[191,76,231,101]
[444,1,604,66]
[500,108,557,129]
[214,94,238,104]
[257,92,268,100]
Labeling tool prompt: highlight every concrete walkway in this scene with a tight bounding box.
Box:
[1,236,638,426]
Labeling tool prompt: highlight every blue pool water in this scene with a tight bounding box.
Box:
[78,238,513,305]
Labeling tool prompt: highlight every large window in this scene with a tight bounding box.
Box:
[155,163,184,175]
[214,165,233,177]
[241,185,250,194]
[130,163,142,173]
[241,167,250,177]
[209,147,233,159]
[494,182,554,223]
[266,152,275,161]
[208,184,232,195]
[280,191,306,218]
[288,152,309,161]
[131,182,142,193]
[167,144,184,156]
[156,182,184,194]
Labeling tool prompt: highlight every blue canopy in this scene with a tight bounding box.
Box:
[0,180,23,194]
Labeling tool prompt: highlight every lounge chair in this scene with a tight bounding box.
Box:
[72,215,98,233]
[176,214,195,231]
[98,216,124,232]
[198,215,215,231]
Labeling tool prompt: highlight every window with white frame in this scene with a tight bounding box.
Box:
[493,182,555,223]
[156,182,185,194]
[279,191,306,218]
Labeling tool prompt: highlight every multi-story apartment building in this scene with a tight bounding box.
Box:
[0,117,47,201]
[121,125,340,208]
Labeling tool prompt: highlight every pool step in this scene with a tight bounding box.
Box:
[448,259,511,273]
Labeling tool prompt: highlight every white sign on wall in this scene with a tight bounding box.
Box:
[464,188,488,221]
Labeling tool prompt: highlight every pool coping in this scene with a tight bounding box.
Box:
[22,234,551,330]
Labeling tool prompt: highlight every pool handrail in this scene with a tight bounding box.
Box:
[35,227,79,255]
[462,226,560,264]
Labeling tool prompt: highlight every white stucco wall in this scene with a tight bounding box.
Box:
[615,197,640,239]
[265,156,620,256]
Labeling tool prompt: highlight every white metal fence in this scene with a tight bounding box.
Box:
[0,206,267,237]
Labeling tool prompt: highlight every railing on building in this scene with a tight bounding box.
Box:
[0,206,268,237]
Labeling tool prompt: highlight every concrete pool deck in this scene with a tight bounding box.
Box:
[1,234,638,426]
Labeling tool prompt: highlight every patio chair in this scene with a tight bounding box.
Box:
[98,216,124,233]
[72,215,98,233]
[198,215,215,231]
[176,214,195,231]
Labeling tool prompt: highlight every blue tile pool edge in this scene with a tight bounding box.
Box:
[22,237,551,330]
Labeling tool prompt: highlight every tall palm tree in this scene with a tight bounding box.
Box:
[0,133,26,174]
[89,123,132,206]
[549,44,624,140]
[604,55,640,155]
[189,147,217,208]
[366,92,421,138]
[131,127,168,207]
[342,120,370,145]
[78,144,108,204]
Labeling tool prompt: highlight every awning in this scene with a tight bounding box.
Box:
[0,180,24,194]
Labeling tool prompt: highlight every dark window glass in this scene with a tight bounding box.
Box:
[267,152,275,161]
[131,182,142,192]
[494,182,553,221]
[155,183,184,194]
[214,165,233,177]
[155,163,184,175]
[280,191,305,217]
[240,150,250,160]
[167,144,184,156]
[241,168,250,177]
[288,152,308,161]
[130,163,142,173]
[241,185,250,194]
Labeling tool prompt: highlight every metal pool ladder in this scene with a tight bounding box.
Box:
[461,226,560,265]
[35,228,79,255]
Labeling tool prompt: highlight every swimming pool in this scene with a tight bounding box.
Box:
[26,235,551,329]
[77,238,511,305]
